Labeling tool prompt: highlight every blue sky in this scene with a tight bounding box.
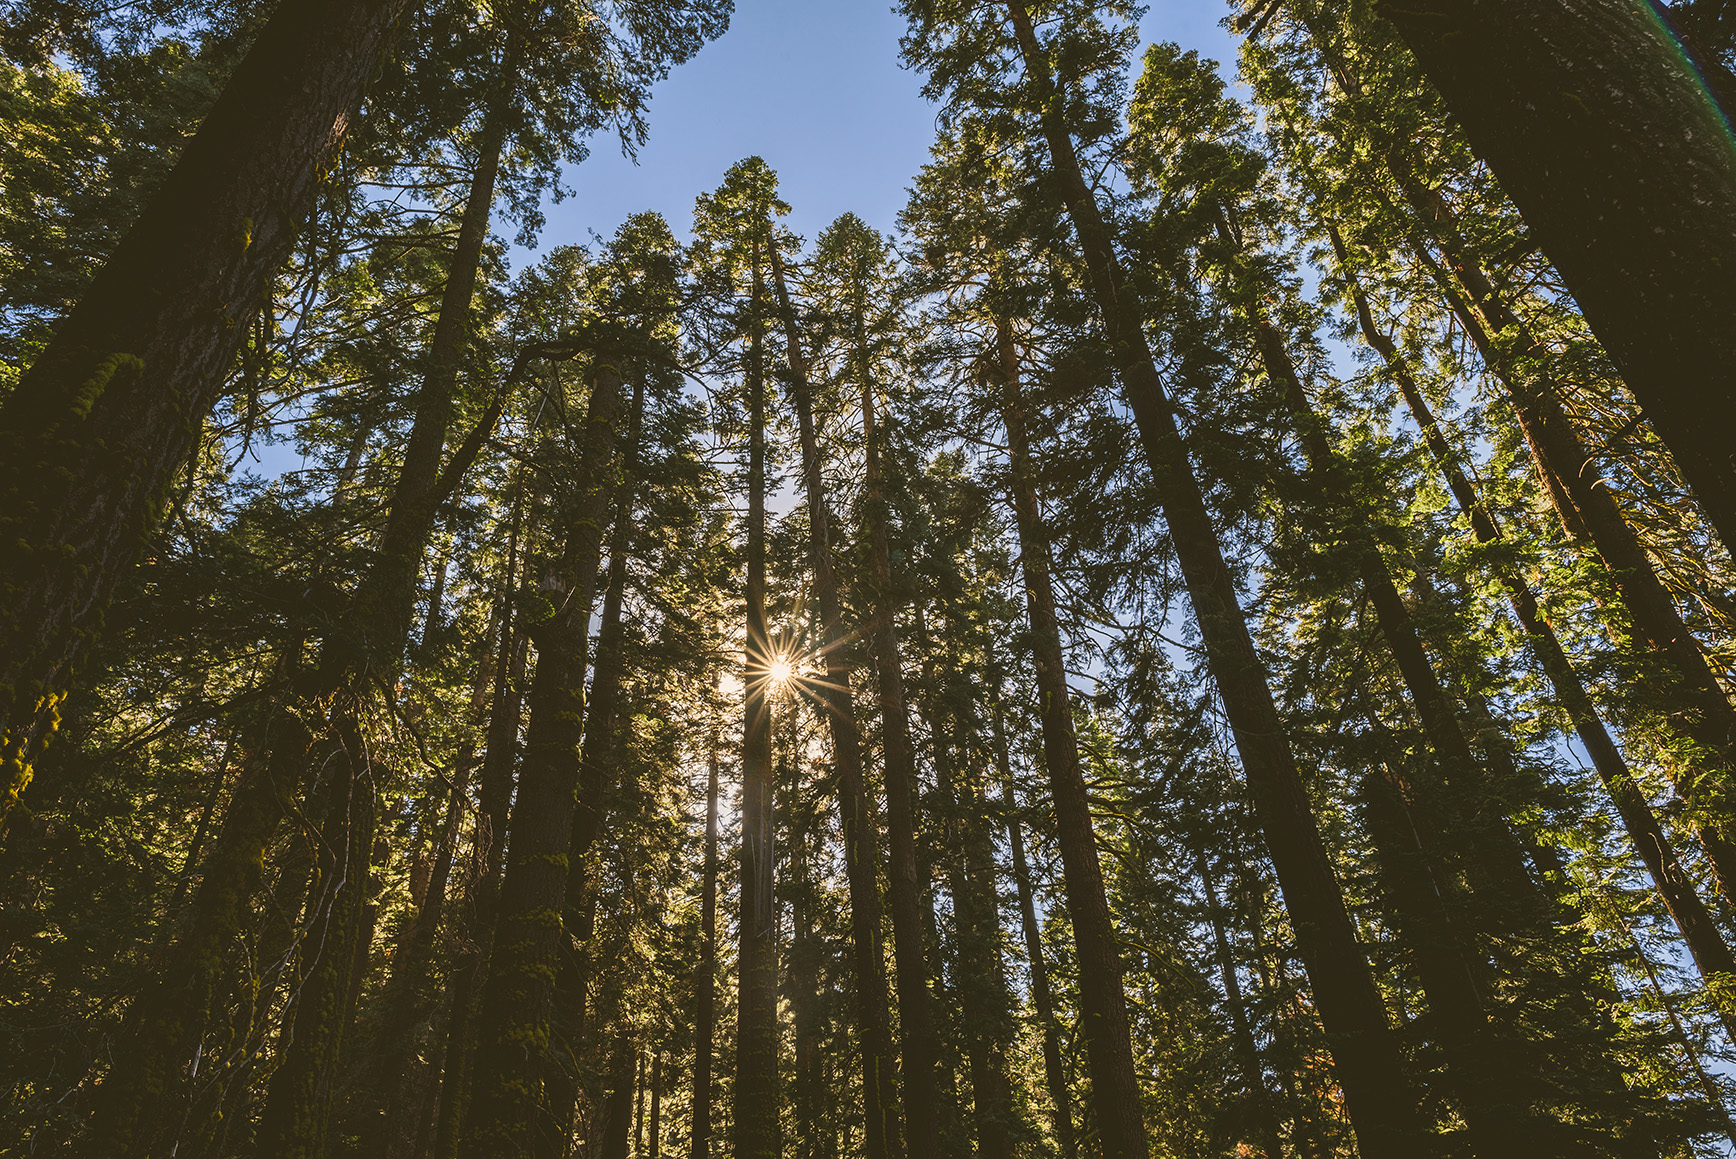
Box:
[538,0,1238,253]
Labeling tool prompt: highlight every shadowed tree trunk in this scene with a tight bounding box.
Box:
[545,374,649,1155]
[853,267,943,1159]
[461,360,627,1158]
[1001,7,1428,1151]
[1378,0,1736,552]
[992,317,1149,1159]
[0,0,417,818]
[1327,224,1736,1035]
[988,682,1075,1159]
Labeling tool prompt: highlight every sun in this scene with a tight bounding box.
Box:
[768,656,794,685]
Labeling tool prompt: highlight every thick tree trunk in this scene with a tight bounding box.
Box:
[1328,228,1736,1032]
[993,320,1149,1159]
[461,362,626,1158]
[1378,0,1736,553]
[767,239,902,1159]
[734,244,781,1159]
[545,375,648,1152]
[690,732,720,1159]
[1000,8,1426,1153]
[855,291,943,1159]
[0,0,416,816]
[1300,38,1736,885]
[600,1034,637,1159]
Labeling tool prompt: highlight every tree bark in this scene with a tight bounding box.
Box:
[0,0,416,816]
[734,241,781,1159]
[854,274,943,1159]
[461,361,626,1159]
[1328,226,1736,1034]
[993,317,1149,1159]
[766,238,902,1159]
[1378,0,1736,554]
[1000,7,1427,1153]
[988,690,1075,1159]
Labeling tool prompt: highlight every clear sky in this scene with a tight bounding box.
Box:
[537,0,1239,253]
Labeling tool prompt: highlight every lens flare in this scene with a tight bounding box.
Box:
[768,657,794,684]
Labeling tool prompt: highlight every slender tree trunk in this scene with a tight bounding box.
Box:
[432,505,531,1159]
[601,1033,637,1159]
[931,701,1017,1159]
[854,283,943,1159]
[256,713,380,1159]
[992,317,1149,1159]
[690,731,720,1159]
[79,695,319,1158]
[988,689,1075,1159]
[648,1049,662,1159]
[1377,0,1736,552]
[0,0,416,814]
[1328,226,1736,1032]
[462,361,627,1158]
[767,238,902,1159]
[734,242,781,1159]
[635,1053,647,1157]
[1196,851,1287,1159]
[1000,8,1426,1153]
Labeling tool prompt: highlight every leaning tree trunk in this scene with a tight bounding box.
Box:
[1378,0,1736,554]
[1300,34,1736,884]
[994,320,1149,1159]
[734,244,781,1159]
[767,238,902,1159]
[0,0,416,819]
[1001,7,1427,1153]
[1327,224,1736,1034]
[460,361,626,1159]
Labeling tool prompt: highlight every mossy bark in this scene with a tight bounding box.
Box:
[0,0,414,819]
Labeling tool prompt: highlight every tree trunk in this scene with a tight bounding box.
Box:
[461,361,627,1158]
[930,698,1017,1159]
[79,696,319,1158]
[690,731,720,1159]
[1196,851,1286,1159]
[546,375,649,1152]
[1000,7,1426,1153]
[992,317,1149,1159]
[256,712,380,1159]
[988,689,1075,1158]
[648,1049,662,1159]
[0,0,415,815]
[1378,0,1736,553]
[854,278,943,1159]
[1328,225,1736,1034]
[734,241,781,1159]
[766,238,902,1159]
